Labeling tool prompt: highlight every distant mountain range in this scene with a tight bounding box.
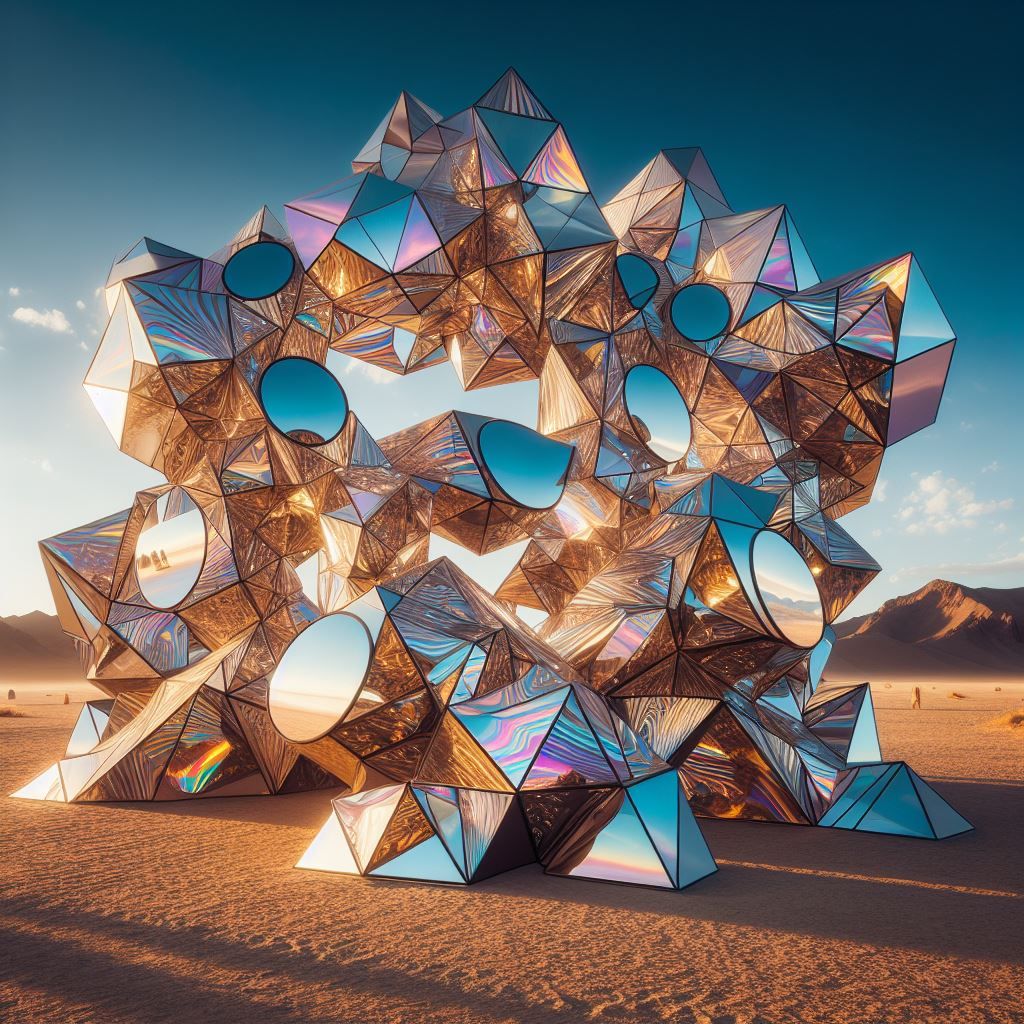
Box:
[1,579,1021,684]
[0,611,80,681]
[829,579,1024,680]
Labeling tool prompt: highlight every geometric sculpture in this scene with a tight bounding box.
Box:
[13,70,970,892]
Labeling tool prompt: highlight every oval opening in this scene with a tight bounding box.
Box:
[670,283,731,342]
[136,495,207,609]
[616,253,659,309]
[223,241,295,300]
[259,357,348,446]
[623,365,692,463]
[268,612,373,742]
[750,530,824,648]
[478,420,572,510]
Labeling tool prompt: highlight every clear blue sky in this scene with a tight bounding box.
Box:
[1,0,1021,617]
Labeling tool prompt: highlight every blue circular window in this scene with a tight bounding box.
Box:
[616,253,659,309]
[223,241,295,300]
[259,358,348,446]
[478,420,573,510]
[670,283,731,342]
[623,365,692,463]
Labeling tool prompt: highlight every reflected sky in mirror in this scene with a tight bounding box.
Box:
[750,530,824,647]
[670,283,731,341]
[616,253,659,309]
[223,241,295,300]
[260,357,348,446]
[478,420,573,509]
[269,612,373,742]
[624,365,692,463]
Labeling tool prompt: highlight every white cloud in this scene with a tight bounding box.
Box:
[11,307,73,334]
[78,341,89,351]
[888,550,1024,583]
[75,299,86,311]
[873,479,888,502]
[981,460,1000,474]
[897,470,1014,535]
[343,359,397,385]
[8,286,19,297]
[25,457,53,474]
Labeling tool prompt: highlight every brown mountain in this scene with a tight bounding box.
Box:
[828,579,1024,680]
[0,611,80,681]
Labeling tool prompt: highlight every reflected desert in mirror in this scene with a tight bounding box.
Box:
[268,612,374,742]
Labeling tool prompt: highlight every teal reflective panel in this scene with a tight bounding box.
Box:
[369,833,465,883]
[897,258,955,362]
[567,792,673,888]
[268,612,373,742]
[223,241,295,300]
[626,770,680,882]
[750,530,824,647]
[260,358,348,446]
[478,420,572,509]
[135,503,206,609]
[623,365,692,462]
[846,687,882,763]
[670,283,731,341]
[616,253,659,308]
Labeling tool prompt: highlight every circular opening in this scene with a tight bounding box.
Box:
[259,357,348,446]
[616,253,659,309]
[478,420,573,510]
[750,530,824,648]
[623,365,692,463]
[670,283,731,342]
[269,612,373,742]
[223,241,295,300]
[135,499,207,609]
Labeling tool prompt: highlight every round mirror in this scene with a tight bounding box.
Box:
[750,530,824,648]
[623,365,692,463]
[616,253,659,309]
[136,498,207,609]
[269,612,373,742]
[478,420,573,510]
[670,283,731,341]
[259,357,348,446]
[223,241,295,300]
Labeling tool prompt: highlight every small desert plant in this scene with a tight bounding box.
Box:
[985,708,1024,730]
[0,707,27,718]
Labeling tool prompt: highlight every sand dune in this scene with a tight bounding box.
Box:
[1,684,1022,1024]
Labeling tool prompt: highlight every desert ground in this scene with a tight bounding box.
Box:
[1,680,1021,1024]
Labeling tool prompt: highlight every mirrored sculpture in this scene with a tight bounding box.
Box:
[13,70,970,891]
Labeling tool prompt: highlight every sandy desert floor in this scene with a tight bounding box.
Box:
[1,681,1022,1024]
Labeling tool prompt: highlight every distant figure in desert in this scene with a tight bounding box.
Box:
[7,689,14,701]
[912,686,922,709]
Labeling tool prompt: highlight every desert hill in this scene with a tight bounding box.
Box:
[829,579,1023,680]
[0,611,80,681]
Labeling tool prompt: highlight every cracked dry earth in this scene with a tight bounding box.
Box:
[2,683,1022,1024]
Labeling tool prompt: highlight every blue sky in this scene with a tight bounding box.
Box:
[1,0,1021,617]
